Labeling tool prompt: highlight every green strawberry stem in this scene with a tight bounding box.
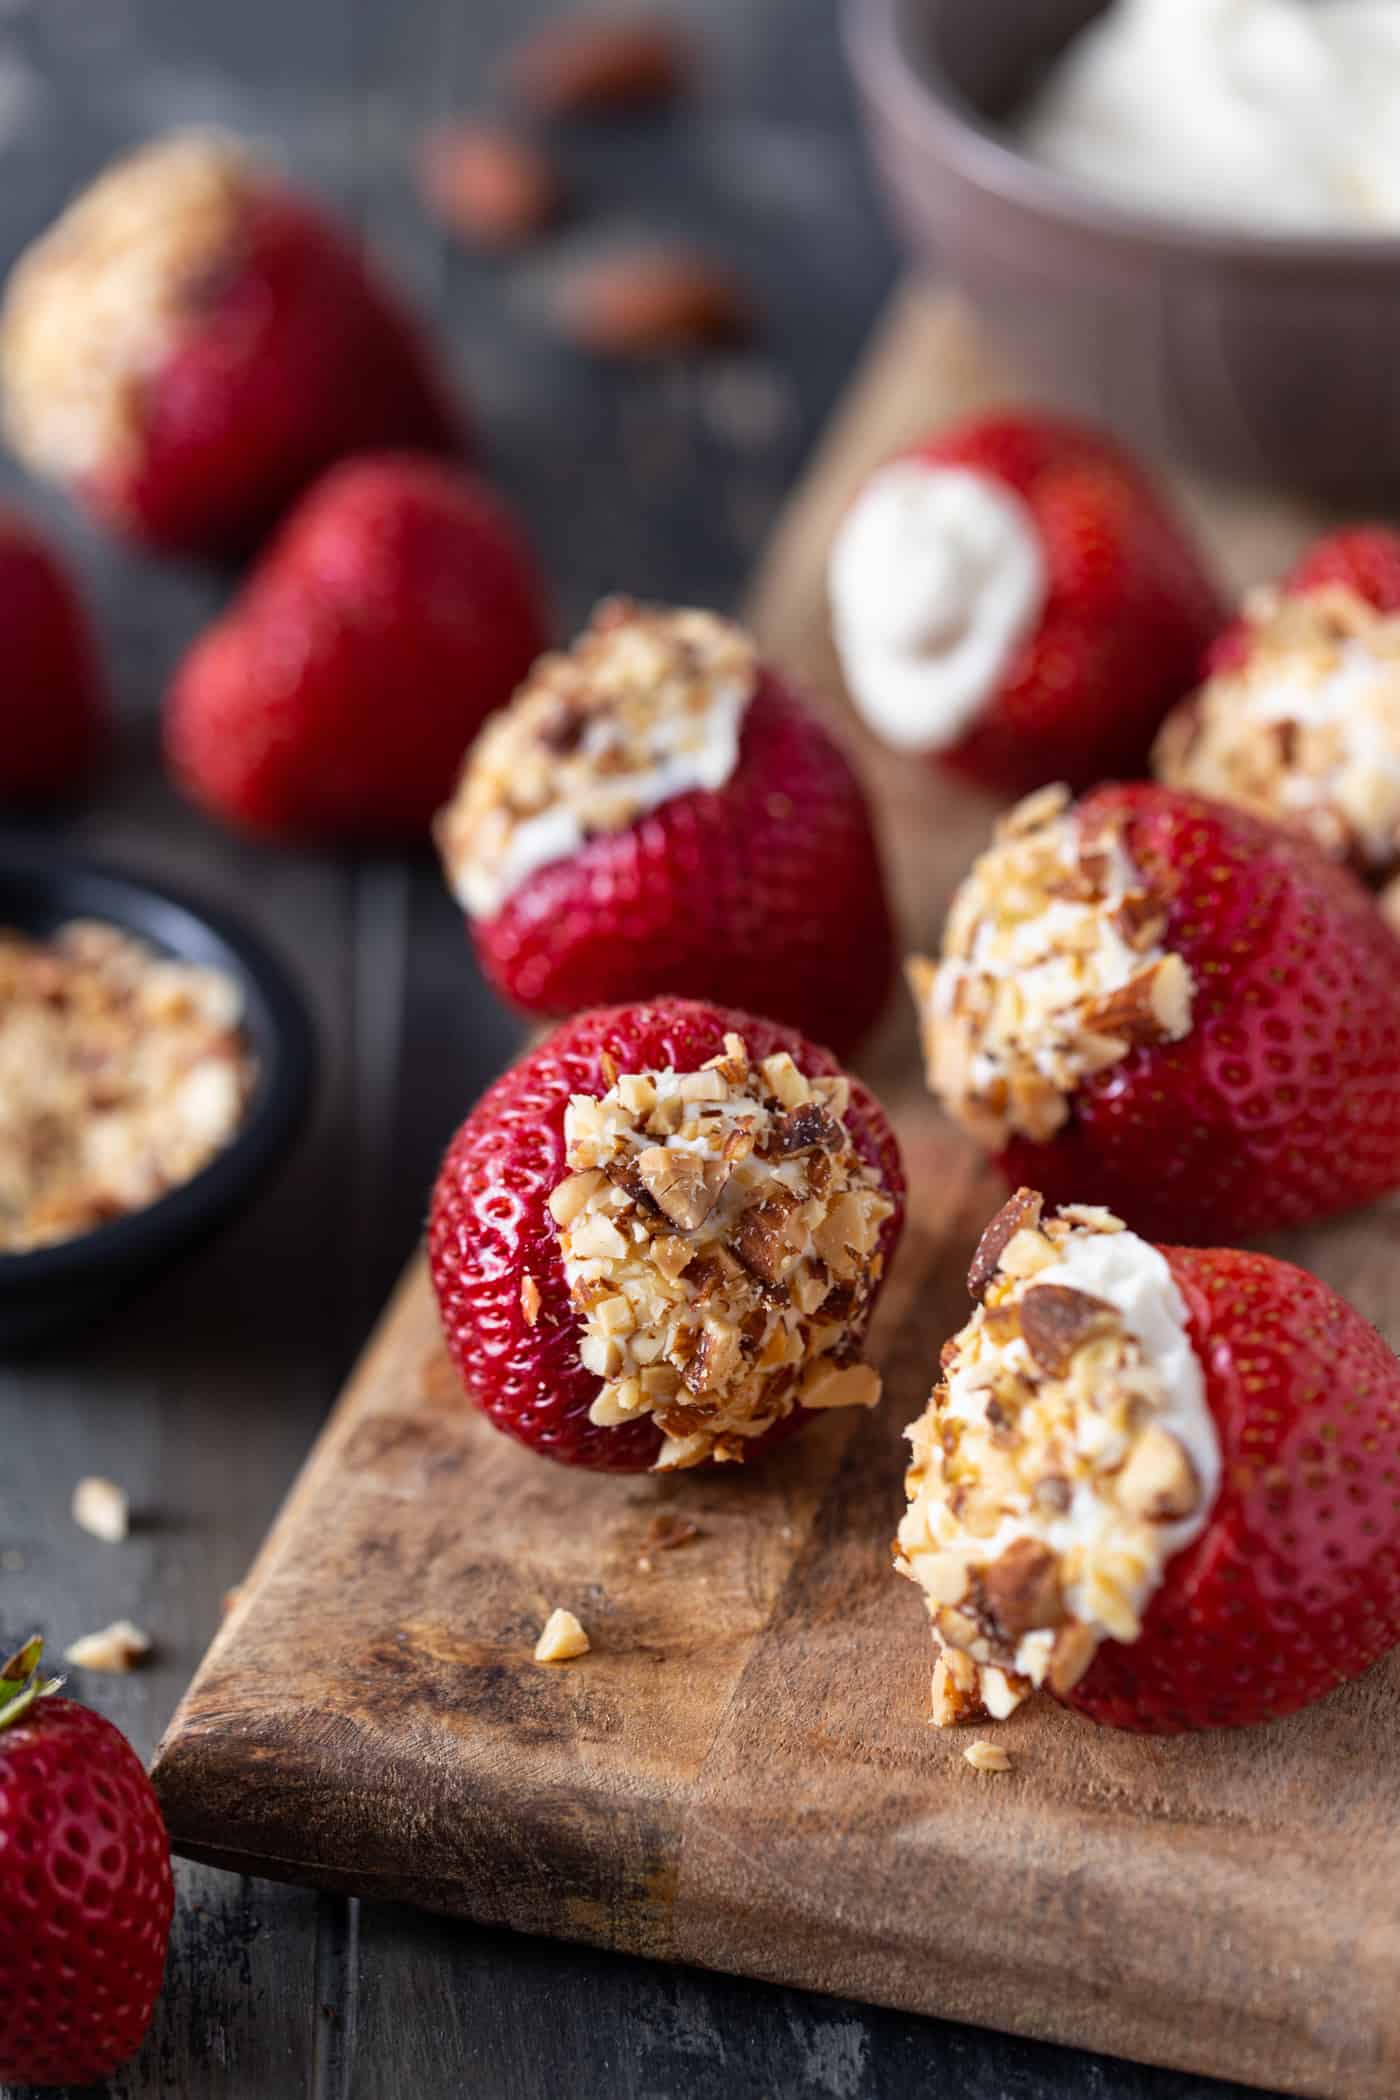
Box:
[0,1635,62,1730]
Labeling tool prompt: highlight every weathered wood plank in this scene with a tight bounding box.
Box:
[150,282,1399,2100]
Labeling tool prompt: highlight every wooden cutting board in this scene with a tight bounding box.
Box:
[152,287,1400,2100]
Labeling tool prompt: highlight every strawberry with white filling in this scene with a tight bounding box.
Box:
[1155,525,1400,891]
[897,1191,1400,1734]
[909,780,1400,1242]
[428,998,904,1472]
[828,413,1223,797]
[436,599,895,1058]
[0,134,463,556]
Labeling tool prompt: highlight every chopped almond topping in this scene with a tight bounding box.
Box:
[1155,584,1400,873]
[551,1033,892,1469]
[908,787,1194,1150]
[437,599,757,919]
[1,134,251,482]
[519,1274,542,1327]
[963,1738,1012,1773]
[896,1196,1220,1728]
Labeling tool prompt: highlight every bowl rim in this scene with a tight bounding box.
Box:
[0,840,315,1291]
[844,0,1400,268]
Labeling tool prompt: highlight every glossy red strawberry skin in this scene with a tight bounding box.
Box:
[165,453,549,841]
[0,510,105,797]
[999,784,1400,1241]
[470,672,895,1060]
[428,997,906,1471]
[84,190,465,558]
[0,1695,173,2084]
[905,415,1224,797]
[1066,1246,1400,1733]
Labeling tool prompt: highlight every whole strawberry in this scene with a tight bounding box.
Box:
[165,453,549,841]
[0,1637,173,2084]
[429,997,905,1472]
[910,780,1400,1241]
[828,411,1223,798]
[0,134,464,557]
[0,507,105,798]
[897,1191,1400,1735]
[436,599,895,1057]
[1156,523,1400,883]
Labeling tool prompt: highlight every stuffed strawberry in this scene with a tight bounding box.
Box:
[1156,524,1400,886]
[165,452,548,841]
[0,506,105,796]
[827,412,1224,797]
[428,997,905,1472]
[897,1190,1400,1735]
[909,780,1400,1242]
[436,598,895,1056]
[0,133,464,557]
[0,1636,173,2083]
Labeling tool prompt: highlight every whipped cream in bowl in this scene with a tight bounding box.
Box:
[1017,0,1400,238]
[827,460,1046,755]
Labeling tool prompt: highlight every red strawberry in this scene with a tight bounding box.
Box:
[910,781,1400,1242]
[165,453,549,841]
[0,1637,173,2084]
[0,135,464,557]
[436,599,894,1058]
[428,997,905,1472]
[897,1192,1400,1737]
[828,412,1224,798]
[1158,524,1400,881]
[0,508,104,797]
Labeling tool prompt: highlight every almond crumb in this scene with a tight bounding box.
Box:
[71,1475,129,1544]
[520,1273,542,1327]
[963,1739,1012,1773]
[534,1607,590,1663]
[64,1619,151,1672]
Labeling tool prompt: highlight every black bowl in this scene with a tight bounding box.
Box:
[0,840,315,1346]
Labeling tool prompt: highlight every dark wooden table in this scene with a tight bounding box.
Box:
[0,4,1278,2095]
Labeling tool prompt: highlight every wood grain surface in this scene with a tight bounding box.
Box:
[151,287,1400,2100]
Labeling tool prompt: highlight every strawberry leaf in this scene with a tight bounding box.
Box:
[0,1635,62,1730]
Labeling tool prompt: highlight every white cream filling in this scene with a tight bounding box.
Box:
[827,462,1047,755]
[456,676,748,919]
[1017,0,1400,234]
[908,1219,1221,1694]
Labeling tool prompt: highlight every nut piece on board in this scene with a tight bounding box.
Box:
[418,127,562,251]
[552,247,752,357]
[504,15,689,117]
[534,1608,591,1663]
[963,1739,1012,1773]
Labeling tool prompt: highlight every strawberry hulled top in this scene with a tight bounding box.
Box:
[909,784,1194,1151]
[1,134,250,487]
[896,1192,1220,1728]
[438,598,754,919]
[551,1030,893,1468]
[1155,582,1400,877]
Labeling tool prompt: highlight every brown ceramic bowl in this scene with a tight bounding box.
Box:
[844,0,1400,490]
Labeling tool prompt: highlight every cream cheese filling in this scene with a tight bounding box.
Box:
[827,461,1047,755]
[896,1193,1221,1727]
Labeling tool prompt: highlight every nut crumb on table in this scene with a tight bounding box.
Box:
[71,1475,130,1543]
[534,1608,590,1663]
[0,919,255,1252]
[963,1740,1012,1774]
[64,1619,152,1672]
